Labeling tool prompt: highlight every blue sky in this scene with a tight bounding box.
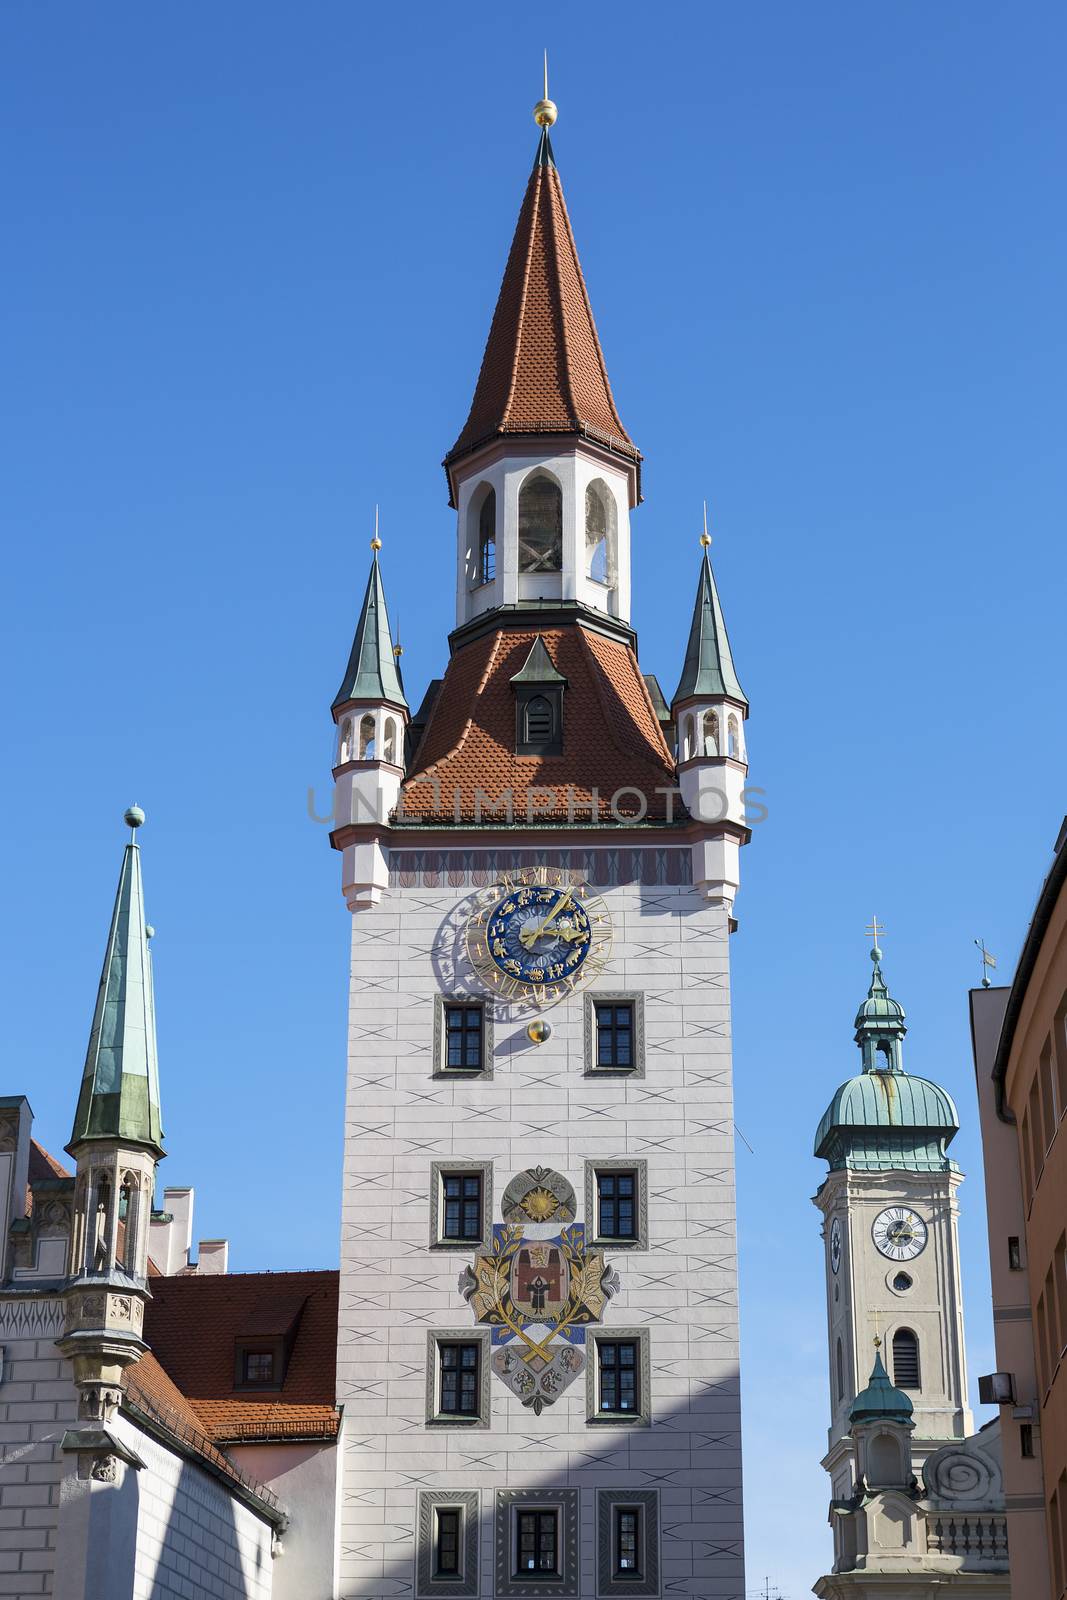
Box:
[4,3,1065,1592]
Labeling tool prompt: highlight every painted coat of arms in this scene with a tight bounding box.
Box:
[458,1167,620,1414]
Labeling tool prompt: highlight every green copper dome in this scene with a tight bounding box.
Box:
[815,948,959,1173]
[850,1349,914,1428]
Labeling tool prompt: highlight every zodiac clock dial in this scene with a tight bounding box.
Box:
[829,1217,842,1274]
[872,1206,927,1262]
[465,868,612,1005]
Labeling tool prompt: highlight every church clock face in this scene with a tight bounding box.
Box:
[872,1206,927,1262]
[829,1217,842,1274]
[465,867,611,1006]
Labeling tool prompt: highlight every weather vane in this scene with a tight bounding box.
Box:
[974,938,997,988]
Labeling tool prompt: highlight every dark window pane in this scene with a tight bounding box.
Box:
[445,1004,483,1070]
[436,1509,461,1576]
[595,1002,635,1069]
[243,1351,274,1384]
[600,1342,640,1414]
[441,1173,482,1240]
[515,1511,558,1576]
[615,1508,640,1575]
[439,1343,480,1415]
[598,1171,638,1240]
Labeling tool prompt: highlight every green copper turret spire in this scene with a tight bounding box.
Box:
[333,548,407,711]
[849,1346,914,1428]
[68,808,164,1157]
[854,944,907,1073]
[672,549,747,709]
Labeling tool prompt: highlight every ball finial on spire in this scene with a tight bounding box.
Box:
[534,49,557,127]
[700,499,712,548]
[370,503,382,552]
[124,804,145,830]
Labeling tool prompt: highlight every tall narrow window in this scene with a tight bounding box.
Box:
[515,1510,559,1575]
[444,1004,484,1071]
[439,1342,480,1417]
[338,716,353,763]
[892,1328,921,1390]
[518,475,563,573]
[1008,1235,1022,1270]
[435,1509,461,1577]
[599,1340,639,1414]
[585,480,616,586]
[702,710,719,755]
[727,714,741,758]
[683,714,696,760]
[597,1170,637,1240]
[383,717,397,765]
[615,1507,641,1576]
[479,489,496,584]
[441,1172,483,1242]
[359,713,376,759]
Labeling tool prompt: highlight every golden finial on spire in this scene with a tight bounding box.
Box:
[865,914,886,957]
[371,503,382,552]
[393,612,404,661]
[534,50,557,127]
[700,500,712,549]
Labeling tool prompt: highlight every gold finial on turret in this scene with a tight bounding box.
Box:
[534,50,557,128]
[700,500,712,549]
[371,503,382,552]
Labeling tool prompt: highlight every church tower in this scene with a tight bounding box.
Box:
[60,806,164,1458]
[813,941,971,1507]
[331,94,750,1600]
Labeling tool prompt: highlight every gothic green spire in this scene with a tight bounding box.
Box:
[68,809,164,1157]
[333,552,407,711]
[672,551,747,709]
[850,1347,914,1428]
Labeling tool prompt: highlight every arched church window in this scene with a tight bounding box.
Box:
[518,474,563,573]
[359,714,376,760]
[683,715,696,761]
[479,488,496,584]
[339,717,353,764]
[727,714,741,759]
[892,1328,921,1390]
[383,718,397,765]
[702,710,719,756]
[585,480,617,585]
[523,695,553,746]
[867,1433,904,1486]
[836,1338,844,1401]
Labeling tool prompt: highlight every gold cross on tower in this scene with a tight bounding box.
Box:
[865,915,886,948]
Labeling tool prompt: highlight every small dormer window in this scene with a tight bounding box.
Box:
[242,1350,275,1385]
[510,637,567,756]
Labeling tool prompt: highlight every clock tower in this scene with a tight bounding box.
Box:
[813,943,972,1507]
[330,95,751,1600]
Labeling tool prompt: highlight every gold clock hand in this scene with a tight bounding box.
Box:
[520,888,574,949]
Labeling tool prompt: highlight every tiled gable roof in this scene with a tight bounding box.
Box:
[402,624,678,822]
[445,135,638,481]
[142,1269,340,1443]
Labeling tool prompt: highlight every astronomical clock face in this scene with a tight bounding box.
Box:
[465,867,611,1007]
[872,1206,927,1262]
[829,1217,842,1274]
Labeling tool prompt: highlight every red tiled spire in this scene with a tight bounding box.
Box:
[445,132,639,482]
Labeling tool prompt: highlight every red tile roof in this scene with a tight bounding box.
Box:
[143,1270,340,1443]
[28,1140,69,1182]
[446,139,638,482]
[401,624,678,822]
